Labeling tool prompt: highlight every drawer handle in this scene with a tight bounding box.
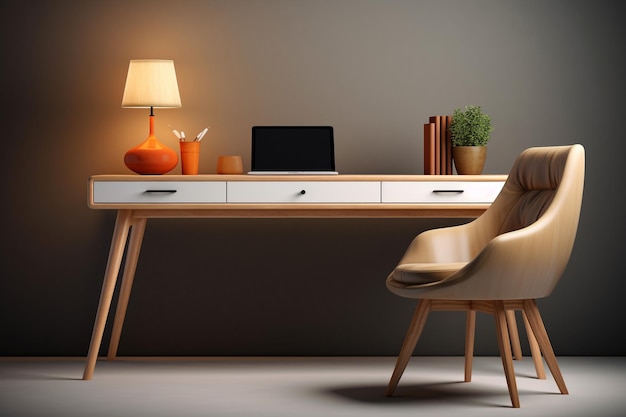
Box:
[144,189,178,194]
[432,189,464,194]
[299,190,306,195]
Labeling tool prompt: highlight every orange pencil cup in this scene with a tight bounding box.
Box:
[179,141,201,175]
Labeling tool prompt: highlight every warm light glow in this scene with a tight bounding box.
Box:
[121,59,182,108]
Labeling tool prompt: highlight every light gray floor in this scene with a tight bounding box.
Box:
[1,356,624,417]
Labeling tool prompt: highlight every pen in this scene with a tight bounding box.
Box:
[195,127,209,142]
[168,125,182,141]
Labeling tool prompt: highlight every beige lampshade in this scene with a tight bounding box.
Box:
[121,59,182,108]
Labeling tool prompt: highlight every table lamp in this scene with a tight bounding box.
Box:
[122,59,182,174]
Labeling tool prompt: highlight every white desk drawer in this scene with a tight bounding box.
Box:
[227,181,381,203]
[92,181,227,204]
[381,181,505,203]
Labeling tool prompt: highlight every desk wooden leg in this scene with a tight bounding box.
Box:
[82,210,133,380]
[107,217,147,360]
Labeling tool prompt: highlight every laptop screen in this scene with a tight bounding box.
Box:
[251,126,336,172]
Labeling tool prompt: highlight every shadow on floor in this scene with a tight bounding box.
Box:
[326,381,517,408]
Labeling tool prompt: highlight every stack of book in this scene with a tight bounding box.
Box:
[424,115,453,175]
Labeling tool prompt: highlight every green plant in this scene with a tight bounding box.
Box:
[449,105,492,146]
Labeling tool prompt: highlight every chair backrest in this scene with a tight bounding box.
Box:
[461,144,586,298]
[478,144,584,241]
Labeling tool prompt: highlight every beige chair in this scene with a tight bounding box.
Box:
[385,144,585,408]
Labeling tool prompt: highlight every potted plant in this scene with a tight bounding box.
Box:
[448,105,492,174]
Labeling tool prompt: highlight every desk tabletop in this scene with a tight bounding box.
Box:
[90,174,507,182]
[88,174,507,218]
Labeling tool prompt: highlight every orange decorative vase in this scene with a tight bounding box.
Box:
[124,115,178,175]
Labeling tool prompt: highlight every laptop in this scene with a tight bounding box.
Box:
[248,126,339,175]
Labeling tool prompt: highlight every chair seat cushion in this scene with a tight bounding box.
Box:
[391,262,468,284]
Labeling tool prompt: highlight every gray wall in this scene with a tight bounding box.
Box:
[1,0,624,356]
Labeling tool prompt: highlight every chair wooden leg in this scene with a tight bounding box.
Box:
[522,310,546,379]
[385,299,431,396]
[464,310,476,382]
[506,310,523,360]
[494,301,520,408]
[522,299,568,394]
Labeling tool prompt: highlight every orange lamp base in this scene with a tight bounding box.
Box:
[124,136,178,175]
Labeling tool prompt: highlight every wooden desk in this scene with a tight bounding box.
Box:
[83,174,506,379]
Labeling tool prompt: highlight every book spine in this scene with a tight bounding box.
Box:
[445,115,453,174]
[423,123,435,174]
[440,115,447,175]
[429,116,441,174]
